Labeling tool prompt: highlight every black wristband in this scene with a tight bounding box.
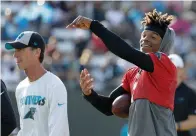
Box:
[83,89,98,101]
[89,20,99,31]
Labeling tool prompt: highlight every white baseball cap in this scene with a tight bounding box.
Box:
[5,31,45,52]
[168,54,184,68]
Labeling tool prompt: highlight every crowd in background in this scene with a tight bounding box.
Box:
[1,1,196,92]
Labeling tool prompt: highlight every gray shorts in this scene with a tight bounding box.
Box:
[128,99,177,136]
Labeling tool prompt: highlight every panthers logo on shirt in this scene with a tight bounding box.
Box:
[24,107,36,120]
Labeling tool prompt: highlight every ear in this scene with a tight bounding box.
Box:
[33,48,41,58]
[181,68,187,80]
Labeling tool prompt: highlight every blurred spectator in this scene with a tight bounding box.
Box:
[3,13,20,40]
[93,1,105,21]
[105,2,125,27]
[184,47,196,80]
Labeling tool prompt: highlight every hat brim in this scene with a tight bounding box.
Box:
[5,42,27,50]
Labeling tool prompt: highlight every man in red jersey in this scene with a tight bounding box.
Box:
[67,9,177,136]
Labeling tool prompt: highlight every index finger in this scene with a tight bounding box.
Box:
[66,22,76,28]
[80,70,85,79]
[66,17,79,28]
[84,68,89,75]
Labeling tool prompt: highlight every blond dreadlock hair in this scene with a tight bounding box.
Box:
[141,9,173,30]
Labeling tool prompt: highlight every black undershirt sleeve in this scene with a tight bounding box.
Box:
[90,20,154,72]
[83,85,129,116]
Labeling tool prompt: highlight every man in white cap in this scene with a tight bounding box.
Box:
[5,31,70,136]
[169,54,196,136]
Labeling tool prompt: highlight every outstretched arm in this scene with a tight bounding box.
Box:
[176,115,196,131]
[67,16,154,72]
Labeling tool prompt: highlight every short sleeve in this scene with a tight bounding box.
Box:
[149,52,176,78]
[121,68,135,92]
[188,90,196,115]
